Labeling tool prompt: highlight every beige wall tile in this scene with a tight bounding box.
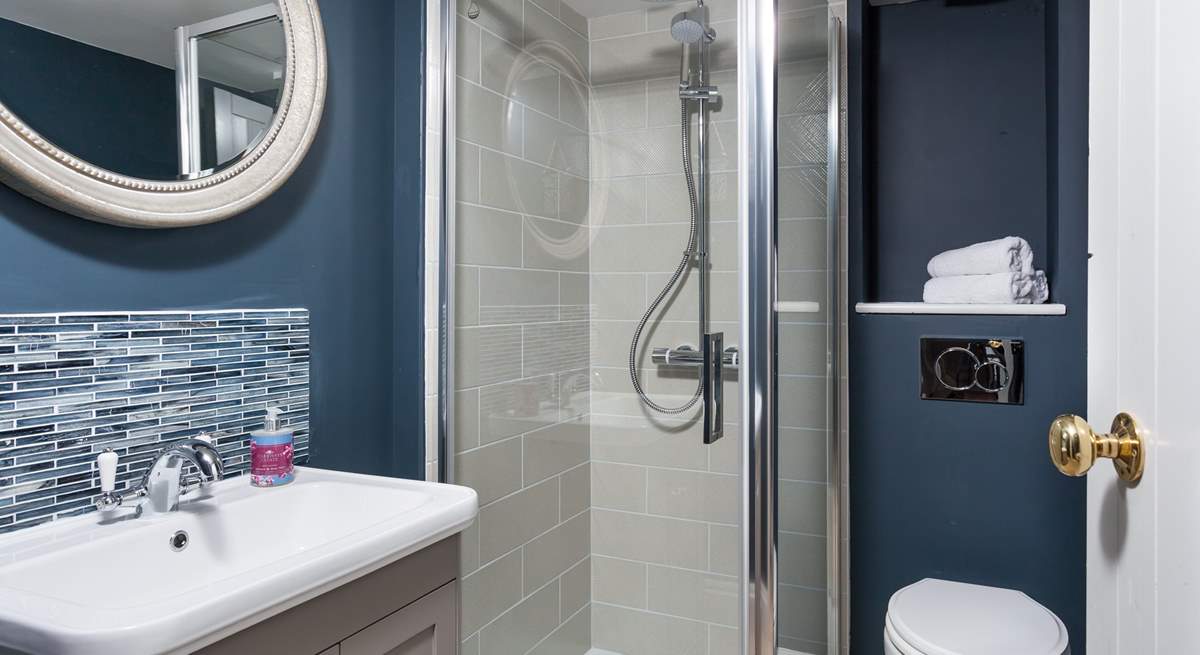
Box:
[779,374,827,430]
[526,109,590,176]
[591,461,646,512]
[525,418,590,484]
[480,267,561,308]
[523,216,591,272]
[559,461,590,519]
[591,223,691,273]
[708,624,739,655]
[479,375,558,445]
[524,1,589,78]
[457,437,523,505]
[461,548,523,635]
[479,579,561,654]
[460,518,480,575]
[780,427,827,483]
[458,17,481,84]
[592,555,647,608]
[480,149,561,219]
[530,604,591,655]
[482,31,561,118]
[559,173,590,224]
[780,531,827,589]
[590,273,645,320]
[457,139,482,204]
[708,524,739,576]
[456,325,523,387]
[560,558,591,620]
[592,603,708,655]
[457,203,523,267]
[647,565,739,626]
[457,80,523,155]
[560,76,590,132]
[558,367,590,420]
[524,320,590,376]
[590,177,646,225]
[479,478,561,562]
[645,171,739,223]
[525,511,590,591]
[591,509,707,569]
[646,468,739,524]
[590,414,708,471]
[462,0,522,46]
[779,479,826,536]
[591,81,648,133]
[778,583,828,645]
[778,322,828,376]
[557,2,588,38]
[456,264,481,327]
[588,11,645,40]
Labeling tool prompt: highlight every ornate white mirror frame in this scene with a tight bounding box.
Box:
[0,0,327,229]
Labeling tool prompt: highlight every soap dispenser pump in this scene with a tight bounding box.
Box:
[250,406,294,487]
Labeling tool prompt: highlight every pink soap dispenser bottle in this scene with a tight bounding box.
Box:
[250,406,294,486]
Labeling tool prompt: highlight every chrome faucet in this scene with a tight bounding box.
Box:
[94,438,225,515]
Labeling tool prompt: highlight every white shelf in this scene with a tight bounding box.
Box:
[775,301,820,313]
[855,302,1067,316]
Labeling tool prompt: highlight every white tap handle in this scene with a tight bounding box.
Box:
[98,450,118,493]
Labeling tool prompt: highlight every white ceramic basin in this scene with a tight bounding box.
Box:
[0,467,477,655]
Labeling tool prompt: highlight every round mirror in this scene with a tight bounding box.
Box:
[0,0,326,227]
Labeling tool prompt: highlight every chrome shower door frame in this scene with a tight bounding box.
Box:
[435,0,456,484]
[740,1,843,653]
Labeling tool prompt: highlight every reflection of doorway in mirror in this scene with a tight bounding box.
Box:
[175,3,283,176]
[213,88,272,165]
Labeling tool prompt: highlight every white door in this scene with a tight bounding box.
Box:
[1087,0,1200,652]
[213,87,273,165]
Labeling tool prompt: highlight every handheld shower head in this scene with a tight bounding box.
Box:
[670,9,708,44]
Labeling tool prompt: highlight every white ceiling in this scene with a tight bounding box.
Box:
[563,0,684,18]
[0,0,273,70]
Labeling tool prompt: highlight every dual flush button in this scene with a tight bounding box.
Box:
[920,338,1024,405]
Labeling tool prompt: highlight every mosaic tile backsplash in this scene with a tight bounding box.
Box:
[0,309,310,534]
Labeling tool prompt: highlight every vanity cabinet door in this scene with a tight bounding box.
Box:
[341,582,457,655]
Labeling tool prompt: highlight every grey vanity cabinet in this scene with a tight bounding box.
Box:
[340,582,457,655]
[198,536,459,655]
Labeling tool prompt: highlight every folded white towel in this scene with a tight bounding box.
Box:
[1030,270,1049,303]
[923,272,1036,304]
[927,237,1035,278]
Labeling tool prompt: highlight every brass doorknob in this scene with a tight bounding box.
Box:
[1048,412,1145,482]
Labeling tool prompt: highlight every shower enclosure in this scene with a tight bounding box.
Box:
[425,0,845,652]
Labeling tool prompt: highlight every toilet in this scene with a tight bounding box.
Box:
[884,578,1069,655]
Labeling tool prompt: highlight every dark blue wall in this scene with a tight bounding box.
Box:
[848,0,1088,651]
[0,1,426,479]
[0,17,178,180]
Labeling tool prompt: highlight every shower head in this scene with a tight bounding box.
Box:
[670,9,707,44]
[670,6,714,44]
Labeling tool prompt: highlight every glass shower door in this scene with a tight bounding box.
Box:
[432,0,843,651]
[773,5,843,655]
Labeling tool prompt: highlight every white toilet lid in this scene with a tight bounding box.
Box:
[887,578,1069,655]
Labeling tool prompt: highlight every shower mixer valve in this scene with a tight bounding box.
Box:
[651,344,740,368]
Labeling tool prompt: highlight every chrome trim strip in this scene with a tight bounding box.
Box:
[825,16,844,655]
[437,0,457,484]
[740,0,778,651]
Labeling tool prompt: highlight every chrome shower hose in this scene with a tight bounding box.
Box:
[628,100,704,414]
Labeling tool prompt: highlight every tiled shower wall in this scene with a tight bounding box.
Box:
[0,309,310,534]
[453,0,593,653]
[587,1,839,654]
[586,3,743,653]
[445,0,841,652]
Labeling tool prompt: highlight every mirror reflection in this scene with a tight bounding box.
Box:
[0,1,285,181]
